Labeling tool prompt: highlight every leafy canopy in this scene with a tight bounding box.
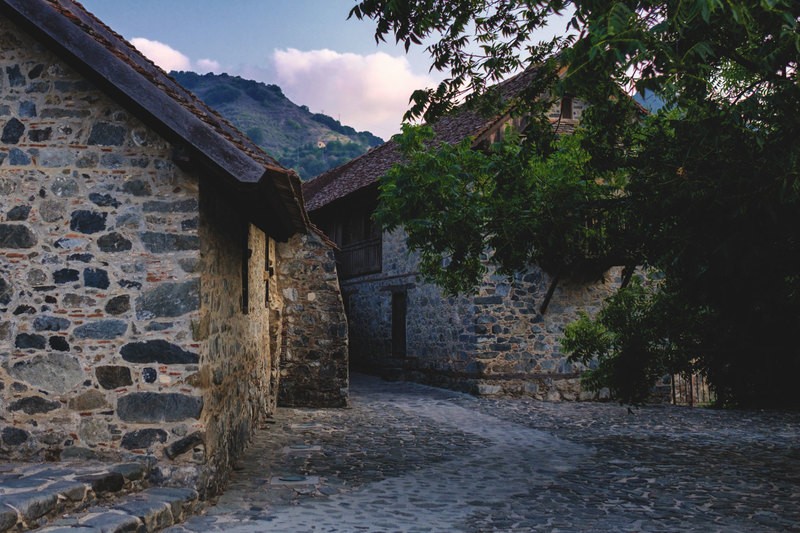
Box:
[353,0,800,407]
[378,125,630,294]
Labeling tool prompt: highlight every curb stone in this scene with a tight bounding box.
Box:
[0,462,150,531]
[53,487,201,532]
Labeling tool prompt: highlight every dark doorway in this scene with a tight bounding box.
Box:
[391,291,407,357]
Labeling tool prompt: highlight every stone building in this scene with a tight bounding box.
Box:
[0,0,347,495]
[304,71,620,400]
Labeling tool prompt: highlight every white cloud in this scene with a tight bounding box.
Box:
[195,58,221,74]
[130,38,221,74]
[272,48,437,139]
[127,39,436,139]
[130,38,191,71]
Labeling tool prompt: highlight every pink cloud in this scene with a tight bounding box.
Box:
[272,48,438,139]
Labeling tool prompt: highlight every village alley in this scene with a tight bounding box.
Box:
[168,373,800,532]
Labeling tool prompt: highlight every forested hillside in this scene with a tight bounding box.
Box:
[172,71,383,179]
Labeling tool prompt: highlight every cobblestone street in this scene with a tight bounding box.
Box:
[169,374,800,532]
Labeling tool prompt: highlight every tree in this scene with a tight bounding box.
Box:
[351,0,800,407]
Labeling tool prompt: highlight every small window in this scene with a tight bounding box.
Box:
[265,238,272,308]
[560,96,574,120]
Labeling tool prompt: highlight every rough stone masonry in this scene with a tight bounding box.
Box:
[0,10,348,497]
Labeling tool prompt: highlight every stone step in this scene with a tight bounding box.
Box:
[0,461,150,531]
[39,486,200,532]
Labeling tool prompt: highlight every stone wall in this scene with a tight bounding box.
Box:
[0,14,205,468]
[448,262,619,400]
[192,187,277,494]
[344,228,474,375]
[277,231,348,407]
[0,14,297,496]
[344,227,618,400]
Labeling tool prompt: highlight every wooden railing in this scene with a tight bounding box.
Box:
[337,237,382,279]
[672,372,715,407]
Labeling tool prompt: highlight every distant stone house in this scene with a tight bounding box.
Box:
[0,0,347,495]
[303,70,621,400]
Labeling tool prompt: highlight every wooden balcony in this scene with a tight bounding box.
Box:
[337,237,382,279]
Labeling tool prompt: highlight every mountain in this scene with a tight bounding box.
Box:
[171,71,383,179]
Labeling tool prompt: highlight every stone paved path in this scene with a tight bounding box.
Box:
[169,374,800,532]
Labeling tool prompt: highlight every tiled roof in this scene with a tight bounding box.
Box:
[1,0,308,239]
[303,69,542,212]
[302,141,399,212]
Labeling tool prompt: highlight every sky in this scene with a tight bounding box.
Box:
[79,1,569,140]
[77,0,446,140]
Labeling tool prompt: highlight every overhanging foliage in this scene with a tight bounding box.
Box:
[354,0,800,407]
